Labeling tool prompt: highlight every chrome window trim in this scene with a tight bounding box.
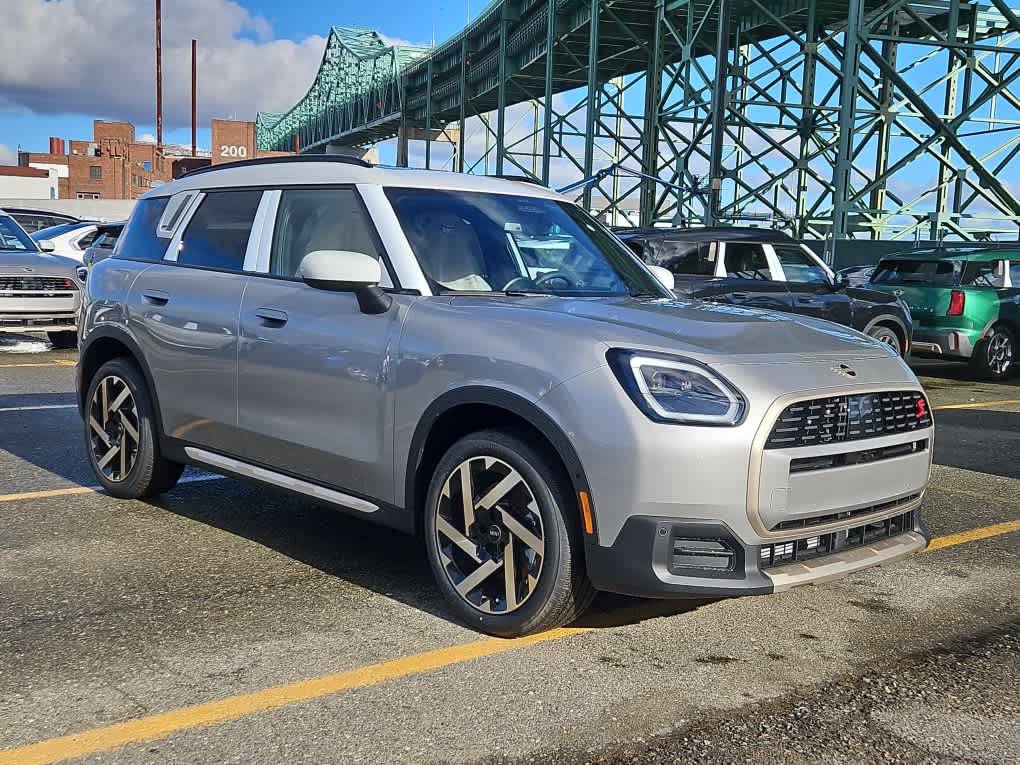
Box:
[246,190,279,273]
[162,191,205,263]
[358,183,433,295]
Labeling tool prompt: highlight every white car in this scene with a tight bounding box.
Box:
[31,222,101,262]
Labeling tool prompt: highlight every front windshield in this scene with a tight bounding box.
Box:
[0,215,36,251]
[385,187,668,297]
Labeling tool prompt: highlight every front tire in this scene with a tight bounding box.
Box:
[84,358,184,498]
[424,430,595,637]
[970,324,1014,380]
[866,324,902,356]
[48,330,77,349]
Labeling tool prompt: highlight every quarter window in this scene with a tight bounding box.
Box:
[270,188,381,277]
[772,244,830,284]
[1011,261,1020,287]
[114,197,171,261]
[178,190,262,271]
[960,260,1005,288]
[723,242,771,280]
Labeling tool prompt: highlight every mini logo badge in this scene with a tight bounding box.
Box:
[832,363,857,378]
[22,267,33,272]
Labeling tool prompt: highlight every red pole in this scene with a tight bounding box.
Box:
[191,39,197,157]
[156,0,163,153]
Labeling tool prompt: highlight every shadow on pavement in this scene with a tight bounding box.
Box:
[931,408,1020,481]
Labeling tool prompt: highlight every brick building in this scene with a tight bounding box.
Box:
[17,119,295,201]
[18,121,171,200]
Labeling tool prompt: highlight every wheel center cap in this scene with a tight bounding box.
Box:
[487,525,504,543]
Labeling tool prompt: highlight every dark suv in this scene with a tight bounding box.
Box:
[616,227,913,356]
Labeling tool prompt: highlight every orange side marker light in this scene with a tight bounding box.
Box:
[579,491,594,535]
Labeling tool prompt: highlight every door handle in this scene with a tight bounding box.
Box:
[730,292,750,301]
[142,289,170,305]
[254,307,288,326]
[797,296,824,306]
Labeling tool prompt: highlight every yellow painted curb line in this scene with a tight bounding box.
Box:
[0,627,590,765]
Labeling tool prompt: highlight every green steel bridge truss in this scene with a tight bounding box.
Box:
[257,1,1020,240]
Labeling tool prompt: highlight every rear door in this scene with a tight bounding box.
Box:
[698,240,787,310]
[126,189,264,452]
[235,186,403,499]
[769,242,852,326]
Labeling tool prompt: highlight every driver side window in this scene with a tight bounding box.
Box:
[270,188,382,278]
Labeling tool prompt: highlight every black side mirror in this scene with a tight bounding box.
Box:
[831,273,849,291]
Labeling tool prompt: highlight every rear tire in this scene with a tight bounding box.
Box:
[424,430,595,637]
[866,323,902,357]
[84,358,184,499]
[47,331,77,349]
[970,324,1014,381]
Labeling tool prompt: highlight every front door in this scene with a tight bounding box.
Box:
[770,242,852,326]
[235,187,403,501]
[126,189,263,451]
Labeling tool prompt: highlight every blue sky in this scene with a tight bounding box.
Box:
[0,0,477,161]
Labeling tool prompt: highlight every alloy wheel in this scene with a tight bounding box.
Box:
[988,331,1013,376]
[87,375,140,482]
[434,456,545,614]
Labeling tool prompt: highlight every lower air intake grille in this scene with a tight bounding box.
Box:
[760,510,915,569]
[766,391,932,449]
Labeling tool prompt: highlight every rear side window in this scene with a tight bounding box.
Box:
[724,242,771,280]
[872,259,959,286]
[178,190,262,271]
[960,260,1005,288]
[1012,261,1020,286]
[270,188,381,277]
[114,197,171,261]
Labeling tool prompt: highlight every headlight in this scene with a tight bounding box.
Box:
[607,349,746,425]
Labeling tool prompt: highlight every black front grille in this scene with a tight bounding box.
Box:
[0,275,77,292]
[766,391,932,449]
[760,510,916,569]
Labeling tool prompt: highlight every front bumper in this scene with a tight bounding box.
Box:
[587,510,930,598]
[910,328,976,359]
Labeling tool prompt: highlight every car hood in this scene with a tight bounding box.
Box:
[450,295,892,365]
[0,250,81,277]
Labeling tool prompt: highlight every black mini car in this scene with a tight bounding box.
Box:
[616,227,913,356]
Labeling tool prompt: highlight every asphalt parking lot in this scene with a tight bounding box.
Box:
[1,335,1018,764]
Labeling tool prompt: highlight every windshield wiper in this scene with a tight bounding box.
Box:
[503,289,549,296]
[628,290,661,298]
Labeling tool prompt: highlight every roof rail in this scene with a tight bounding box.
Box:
[184,154,372,178]
[492,174,546,186]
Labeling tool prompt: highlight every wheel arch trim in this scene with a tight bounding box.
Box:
[861,313,911,352]
[403,386,595,533]
[77,326,164,435]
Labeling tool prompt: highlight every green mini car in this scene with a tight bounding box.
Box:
[869,248,1019,379]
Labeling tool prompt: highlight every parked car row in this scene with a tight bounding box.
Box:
[0,209,81,348]
[615,227,913,357]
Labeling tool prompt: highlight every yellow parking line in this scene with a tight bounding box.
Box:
[925,519,1020,552]
[1,520,1018,765]
[0,627,590,765]
[0,360,76,368]
[934,398,1020,411]
[0,486,94,503]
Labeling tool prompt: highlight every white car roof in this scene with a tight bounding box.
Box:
[145,157,569,202]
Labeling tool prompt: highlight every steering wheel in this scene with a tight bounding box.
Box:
[502,269,582,292]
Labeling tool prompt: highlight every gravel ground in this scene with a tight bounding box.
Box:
[497,624,1020,765]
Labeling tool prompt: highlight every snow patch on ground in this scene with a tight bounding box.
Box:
[0,338,52,354]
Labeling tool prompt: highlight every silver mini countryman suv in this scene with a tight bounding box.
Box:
[77,156,933,637]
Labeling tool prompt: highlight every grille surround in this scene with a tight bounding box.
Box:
[765,390,931,449]
[0,275,78,293]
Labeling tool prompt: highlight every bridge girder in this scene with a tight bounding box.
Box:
[258,1,1020,241]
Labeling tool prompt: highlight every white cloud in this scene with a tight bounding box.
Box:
[0,0,326,128]
[137,133,156,144]
[0,144,15,165]
[379,33,428,49]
